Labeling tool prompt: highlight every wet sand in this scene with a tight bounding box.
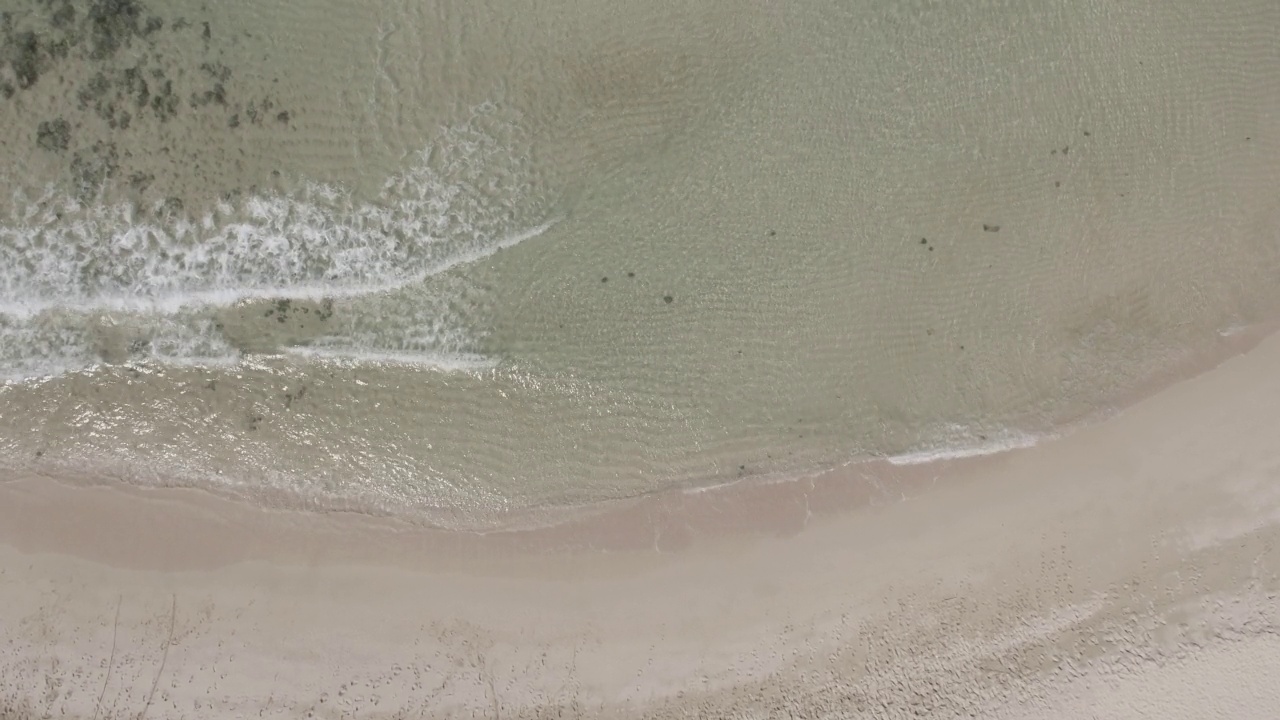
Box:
[3,326,1280,718]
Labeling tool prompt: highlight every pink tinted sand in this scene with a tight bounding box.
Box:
[1,322,1279,718]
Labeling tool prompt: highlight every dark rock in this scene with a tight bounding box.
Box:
[982,224,1000,232]
[36,118,71,152]
[663,295,673,304]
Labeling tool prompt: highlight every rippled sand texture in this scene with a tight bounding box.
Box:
[1,0,1278,526]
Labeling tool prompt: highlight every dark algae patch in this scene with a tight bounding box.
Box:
[4,30,45,89]
[217,298,337,355]
[3,0,297,205]
[127,170,154,193]
[265,298,293,323]
[50,2,76,29]
[36,118,71,152]
[200,61,231,82]
[158,195,183,216]
[85,0,149,60]
[70,140,119,197]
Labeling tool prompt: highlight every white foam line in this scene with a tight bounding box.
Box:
[419,218,560,277]
[2,347,492,385]
[150,354,243,369]
[0,218,559,319]
[283,346,498,372]
[0,353,240,385]
[885,432,1043,466]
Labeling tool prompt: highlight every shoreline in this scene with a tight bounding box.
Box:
[4,315,1276,557]
[3,0,1279,713]
[2,324,1280,717]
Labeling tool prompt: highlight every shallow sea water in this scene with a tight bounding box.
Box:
[1,0,1278,527]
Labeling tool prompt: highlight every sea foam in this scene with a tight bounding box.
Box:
[0,105,553,381]
[886,426,1043,465]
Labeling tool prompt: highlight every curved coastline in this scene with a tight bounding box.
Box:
[6,315,1275,542]
[2,0,1279,715]
[3,322,1280,717]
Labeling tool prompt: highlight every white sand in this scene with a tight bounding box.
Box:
[3,330,1280,718]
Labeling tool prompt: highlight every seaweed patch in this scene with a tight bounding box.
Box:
[3,0,296,201]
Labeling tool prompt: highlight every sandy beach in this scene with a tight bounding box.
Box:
[3,1,1279,717]
[3,326,1279,718]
